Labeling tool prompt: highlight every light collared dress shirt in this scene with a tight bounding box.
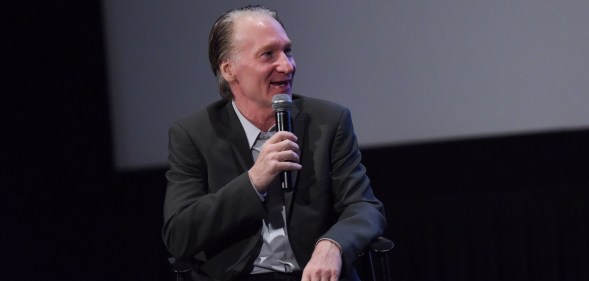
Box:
[231,101,301,274]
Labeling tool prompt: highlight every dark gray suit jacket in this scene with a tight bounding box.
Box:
[162,95,387,280]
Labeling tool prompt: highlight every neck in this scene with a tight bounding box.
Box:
[233,99,275,131]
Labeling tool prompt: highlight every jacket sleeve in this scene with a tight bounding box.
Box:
[320,108,388,272]
[161,120,265,259]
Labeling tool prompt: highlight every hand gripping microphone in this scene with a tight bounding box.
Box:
[272,94,293,190]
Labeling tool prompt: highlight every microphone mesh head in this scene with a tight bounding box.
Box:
[272,94,292,111]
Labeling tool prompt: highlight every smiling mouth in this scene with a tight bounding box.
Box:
[270,80,290,87]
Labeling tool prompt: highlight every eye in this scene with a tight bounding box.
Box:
[262,51,274,58]
[284,47,292,57]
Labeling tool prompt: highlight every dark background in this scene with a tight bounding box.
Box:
[4,2,588,280]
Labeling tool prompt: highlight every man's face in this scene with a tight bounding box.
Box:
[223,15,296,109]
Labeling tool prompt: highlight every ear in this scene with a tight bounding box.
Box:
[219,60,236,82]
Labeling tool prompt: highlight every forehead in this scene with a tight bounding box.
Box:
[232,14,290,51]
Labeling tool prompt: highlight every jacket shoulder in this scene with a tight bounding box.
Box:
[293,94,348,116]
[173,99,229,131]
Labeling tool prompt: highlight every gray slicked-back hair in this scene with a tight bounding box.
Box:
[208,5,285,99]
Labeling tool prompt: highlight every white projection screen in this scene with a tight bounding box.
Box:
[102,0,589,171]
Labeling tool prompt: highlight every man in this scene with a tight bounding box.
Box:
[162,5,386,281]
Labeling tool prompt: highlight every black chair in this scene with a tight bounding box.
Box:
[356,236,394,281]
[169,236,394,281]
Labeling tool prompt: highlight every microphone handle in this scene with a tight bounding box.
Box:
[275,110,293,190]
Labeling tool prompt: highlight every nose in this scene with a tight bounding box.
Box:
[276,52,295,74]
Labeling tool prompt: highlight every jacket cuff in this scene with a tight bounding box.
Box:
[315,238,343,256]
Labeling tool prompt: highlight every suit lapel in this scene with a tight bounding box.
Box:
[210,101,254,173]
[211,97,305,223]
[285,97,306,220]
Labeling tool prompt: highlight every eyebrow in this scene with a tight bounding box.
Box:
[258,39,292,52]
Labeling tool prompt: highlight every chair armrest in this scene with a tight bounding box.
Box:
[369,236,394,253]
[364,236,394,281]
[168,257,194,273]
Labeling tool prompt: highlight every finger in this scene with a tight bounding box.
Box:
[275,150,300,163]
[275,161,302,172]
[279,139,299,153]
[301,270,316,281]
[261,140,298,158]
[267,131,297,144]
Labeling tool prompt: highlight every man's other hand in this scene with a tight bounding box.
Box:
[302,239,342,281]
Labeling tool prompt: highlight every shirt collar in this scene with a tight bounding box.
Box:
[232,100,263,149]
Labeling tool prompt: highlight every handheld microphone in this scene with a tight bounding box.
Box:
[272,94,293,190]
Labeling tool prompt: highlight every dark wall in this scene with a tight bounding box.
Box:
[4,1,141,280]
[4,1,588,281]
[362,132,589,281]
